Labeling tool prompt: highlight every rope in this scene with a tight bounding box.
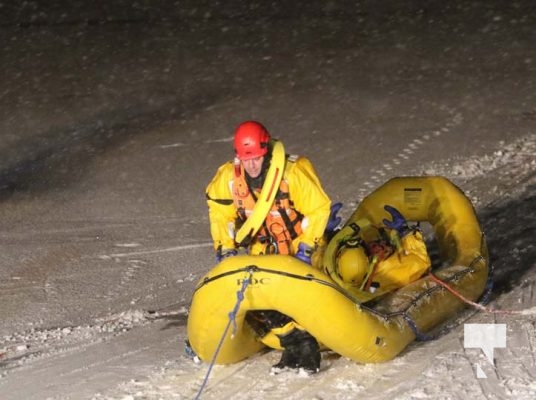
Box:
[403,314,437,341]
[429,273,536,316]
[478,261,495,306]
[404,270,536,341]
[194,269,254,400]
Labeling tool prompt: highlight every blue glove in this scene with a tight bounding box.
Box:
[295,243,313,265]
[325,202,343,234]
[382,205,409,236]
[216,248,237,262]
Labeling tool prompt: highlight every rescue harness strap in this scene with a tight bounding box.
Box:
[205,192,234,205]
[239,178,302,251]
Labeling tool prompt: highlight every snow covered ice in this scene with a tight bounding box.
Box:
[0,1,535,399]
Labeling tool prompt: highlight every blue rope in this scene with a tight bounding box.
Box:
[194,270,253,400]
[403,314,437,341]
[478,261,495,306]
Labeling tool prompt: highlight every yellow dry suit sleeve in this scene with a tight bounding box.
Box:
[372,230,431,294]
[205,162,237,251]
[286,156,331,251]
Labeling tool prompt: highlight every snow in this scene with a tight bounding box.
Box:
[1,1,535,399]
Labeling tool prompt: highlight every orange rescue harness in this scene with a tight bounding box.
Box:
[232,166,303,255]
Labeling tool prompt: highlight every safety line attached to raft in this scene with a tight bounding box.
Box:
[194,269,254,400]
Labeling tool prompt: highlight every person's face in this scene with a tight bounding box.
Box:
[242,156,264,178]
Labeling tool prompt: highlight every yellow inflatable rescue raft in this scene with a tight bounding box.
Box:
[187,176,489,364]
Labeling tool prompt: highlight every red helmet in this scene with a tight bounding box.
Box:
[233,121,271,160]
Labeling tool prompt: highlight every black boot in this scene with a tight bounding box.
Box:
[272,345,300,371]
[296,335,321,374]
[273,328,320,374]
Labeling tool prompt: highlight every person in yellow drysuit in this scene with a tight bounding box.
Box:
[337,205,431,300]
[205,120,341,374]
[206,120,337,264]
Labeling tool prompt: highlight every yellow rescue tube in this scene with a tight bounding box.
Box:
[234,140,285,245]
[187,176,489,364]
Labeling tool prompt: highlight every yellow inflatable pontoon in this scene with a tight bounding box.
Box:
[187,176,489,364]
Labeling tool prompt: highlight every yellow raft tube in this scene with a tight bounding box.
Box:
[187,176,489,364]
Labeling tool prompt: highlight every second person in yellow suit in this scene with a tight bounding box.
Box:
[337,205,431,301]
